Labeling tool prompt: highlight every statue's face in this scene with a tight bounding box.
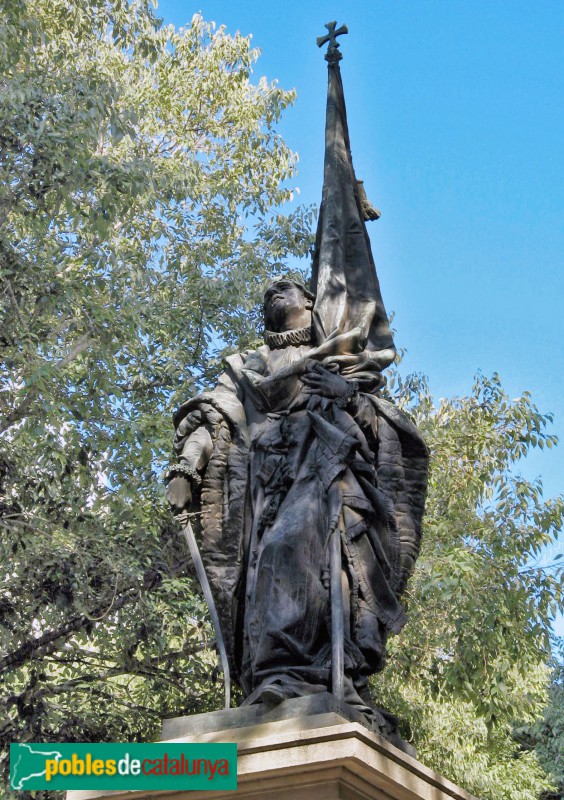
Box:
[264,280,312,332]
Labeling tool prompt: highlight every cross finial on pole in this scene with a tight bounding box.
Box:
[317,20,348,63]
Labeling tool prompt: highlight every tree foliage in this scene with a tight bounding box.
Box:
[374,371,563,799]
[516,663,564,800]
[0,1,312,793]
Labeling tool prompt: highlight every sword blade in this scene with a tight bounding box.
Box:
[180,516,231,710]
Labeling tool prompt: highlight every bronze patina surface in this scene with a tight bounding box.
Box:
[166,24,428,740]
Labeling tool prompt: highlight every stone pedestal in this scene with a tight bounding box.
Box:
[68,696,478,800]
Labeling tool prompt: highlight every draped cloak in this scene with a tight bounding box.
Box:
[173,342,428,700]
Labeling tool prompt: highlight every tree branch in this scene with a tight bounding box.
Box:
[0,332,93,435]
[4,280,26,329]
[0,588,138,674]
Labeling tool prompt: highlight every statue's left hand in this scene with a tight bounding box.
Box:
[302,362,352,400]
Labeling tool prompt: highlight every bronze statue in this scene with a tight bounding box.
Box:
[166,23,428,733]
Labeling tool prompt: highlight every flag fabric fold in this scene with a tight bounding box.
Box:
[311,59,395,360]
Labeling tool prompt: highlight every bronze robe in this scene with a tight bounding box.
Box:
[173,342,427,703]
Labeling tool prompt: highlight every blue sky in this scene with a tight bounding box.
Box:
[157,2,564,586]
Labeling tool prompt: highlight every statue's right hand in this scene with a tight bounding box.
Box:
[166,476,193,514]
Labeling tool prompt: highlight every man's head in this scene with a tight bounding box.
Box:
[263,278,315,333]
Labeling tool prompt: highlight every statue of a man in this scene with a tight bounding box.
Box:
[166,26,428,727]
[166,276,428,715]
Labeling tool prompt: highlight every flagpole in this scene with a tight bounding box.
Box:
[330,524,345,704]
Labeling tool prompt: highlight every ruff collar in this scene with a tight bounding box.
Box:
[264,326,312,349]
